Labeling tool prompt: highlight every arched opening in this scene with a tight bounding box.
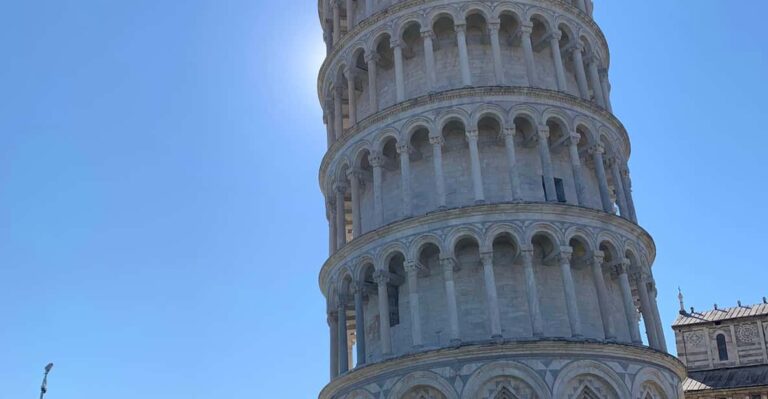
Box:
[379,136,402,224]
[498,11,525,86]
[401,21,427,99]
[355,149,374,233]
[351,48,370,118]
[569,235,600,339]
[359,263,376,362]
[545,117,572,204]
[416,242,441,346]
[432,15,459,90]
[385,252,407,354]
[454,235,486,340]
[477,115,507,202]
[492,231,526,336]
[374,33,396,109]
[532,231,566,337]
[442,119,471,207]
[513,115,544,202]
[408,126,432,214]
[716,333,729,361]
[465,11,491,85]
[529,15,557,90]
[557,23,580,97]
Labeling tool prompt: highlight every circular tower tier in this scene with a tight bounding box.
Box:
[316,0,685,398]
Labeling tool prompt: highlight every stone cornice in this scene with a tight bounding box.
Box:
[318,86,630,191]
[318,340,687,399]
[316,0,610,100]
[317,202,656,295]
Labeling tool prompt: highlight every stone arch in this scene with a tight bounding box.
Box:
[374,128,403,153]
[376,241,409,269]
[553,360,630,398]
[461,3,493,23]
[402,116,437,143]
[493,5,524,23]
[396,14,426,40]
[524,223,564,247]
[354,254,377,282]
[509,104,542,127]
[428,7,460,28]
[445,226,484,257]
[573,116,598,144]
[348,42,369,67]
[461,360,552,399]
[437,109,472,133]
[352,144,374,170]
[388,370,459,399]
[564,226,596,250]
[597,233,622,263]
[368,26,396,51]
[408,233,445,261]
[542,108,573,133]
[470,104,509,129]
[631,368,674,399]
[483,223,524,254]
[526,9,554,33]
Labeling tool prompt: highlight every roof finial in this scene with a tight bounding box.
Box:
[763,297,767,304]
[738,300,743,307]
[678,287,686,314]
[714,303,718,310]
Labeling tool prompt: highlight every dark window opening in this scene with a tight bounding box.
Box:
[542,177,567,203]
[388,284,399,327]
[716,334,729,361]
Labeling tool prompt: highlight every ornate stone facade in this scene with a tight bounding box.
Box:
[316,1,685,398]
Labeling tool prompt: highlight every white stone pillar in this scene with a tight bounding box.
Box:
[592,251,617,341]
[397,143,412,218]
[621,167,638,223]
[345,68,357,126]
[392,39,405,102]
[430,136,447,209]
[576,0,587,13]
[587,55,607,108]
[649,282,668,352]
[568,133,586,206]
[599,67,613,112]
[480,252,502,338]
[333,85,343,139]
[328,202,337,254]
[440,257,461,344]
[609,157,630,220]
[521,248,544,337]
[370,153,384,227]
[559,247,583,338]
[337,299,349,373]
[347,169,363,238]
[405,261,423,347]
[502,128,523,201]
[365,53,379,113]
[353,283,367,365]
[550,32,567,91]
[373,270,392,355]
[334,182,347,249]
[345,0,354,30]
[636,272,660,350]
[537,126,557,202]
[521,23,538,87]
[488,22,504,85]
[571,44,590,100]
[329,310,339,379]
[466,130,486,203]
[332,1,341,45]
[455,24,472,86]
[590,145,614,213]
[421,30,437,91]
[615,260,643,344]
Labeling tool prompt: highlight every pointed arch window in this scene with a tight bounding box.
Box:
[716,333,729,361]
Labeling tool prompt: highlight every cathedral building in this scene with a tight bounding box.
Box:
[315,0,685,397]
[674,296,768,399]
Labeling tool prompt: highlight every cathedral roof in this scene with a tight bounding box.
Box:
[672,302,768,327]
[683,364,768,392]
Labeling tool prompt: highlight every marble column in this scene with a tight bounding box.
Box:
[430,136,447,209]
[621,167,638,223]
[599,67,613,112]
[365,53,379,113]
[370,152,384,227]
[609,157,629,220]
[392,40,405,102]
[522,248,544,337]
[397,143,412,218]
[480,252,502,338]
[345,68,357,125]
[568,133,586,206]
[332,2,341,45]
[649,282,668,352]
[347,169,363,238]
[537,126,557,202]
[337,299,349,374]
[455,24,472,86]
[576,0,587,13]
[571,44,590,100]
[421,30,437,91]
[353,282,367,365]
[329,310,339,379]
[590,144,614,213]
[405,261,423,347]
[466,130,486,203]
[334,182,347,249]
[636,272,660,350]
[559,247,583,338]
[550,32,567,91]
[329,201,337,254]
[521,23,538,87]
[592,251,617,341]
[615,260,643,344]
[440,257,461,344]
[373,270,392,355]
[488,22,504,85]
[587,55,607,108]
[345,0,354,29]
[501,128,523,201]
[333,85,343,139]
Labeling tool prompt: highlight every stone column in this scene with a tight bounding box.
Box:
[337,299,349,374]
[488,22,504,85]
[590,144,614,213]
[480,252,502,338]
[365,53,379,113]
[550,32,567,91]
[329,310,339,379]
[421,30,437,91]
[635,272,660,349]
[347,169,363,238]
[501,128,523,201]
[430,136,447,209]
[621,167,638,223]
[599,68,613,112]
[323,105,334,147]
[440,257,461,344]
[397,143,412,218]
[587,55,607,108]
[328,201,337,254]
[521,23,538,87]
[466,130,485,203]
[353,282,367,365]
[345,68,357,125]
[559,247,583,338]
[405,261,423,347]
[570,44,590,100]
[591,251,616,341]
[345,0,354,29]
[608,157,629,219]
[334,182,347,249]
[575,0,587,13]
[455,24,472,86]
[537,126,557,202]
[333,85,343,139]
[615,260,643,344]
[568,133,586,206]
[649,282,668,352]
[521,248,544,337]
[373,270,392,355]
[392,39,405,102]
[332,1,341,45]
[370,152,384,227]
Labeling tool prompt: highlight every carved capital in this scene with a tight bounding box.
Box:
[372,270,390,285]
[429,136,445,146]
[369,152,384,167]
[611,259,631,276]
[396,143,410,155]
[333,181,349,194]
[501,127,517,139]
[520,23,533,35]
[480,251,494,266]
[390,38,403,49]
[558,246,574,265]
[364,52,381,64]
[454,23,467,34]
[404,260,425,275]
[567,42,584,55]
[549,31,562,42]
[592,250,605,265]
[487,22,500,33]
[569,133,582,146]
[439,257,456,273]
[466,129,479,141]
[420,29,435,39]
[537,125,550,139]
[588,144,605,155]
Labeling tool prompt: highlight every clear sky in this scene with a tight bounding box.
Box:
[1,1,766,398]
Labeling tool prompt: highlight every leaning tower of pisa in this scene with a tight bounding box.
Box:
[316,1,685,398]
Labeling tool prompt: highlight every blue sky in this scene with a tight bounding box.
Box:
[0,1,766,398]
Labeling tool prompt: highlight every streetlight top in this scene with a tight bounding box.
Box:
[45,363,53,373]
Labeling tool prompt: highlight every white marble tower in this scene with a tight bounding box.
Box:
[316,1,685,398]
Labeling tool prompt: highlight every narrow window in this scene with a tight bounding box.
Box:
[388,284,399,327]
[555,178,567,203]
[716,334,729,361]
